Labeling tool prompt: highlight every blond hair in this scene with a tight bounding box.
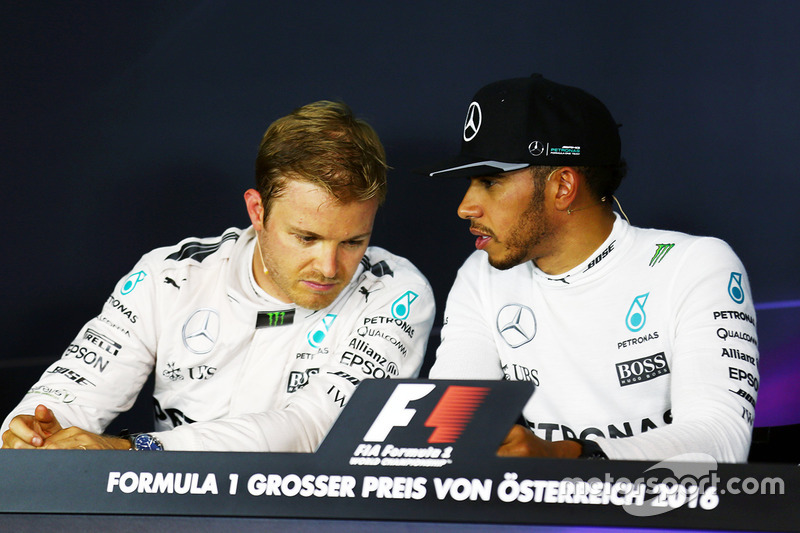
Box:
[255,100,388,220]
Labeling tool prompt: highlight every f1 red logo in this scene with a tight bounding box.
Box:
[362,383,490,443]
[425,385,490,443]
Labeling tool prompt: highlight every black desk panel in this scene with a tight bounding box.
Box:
[1,380,795,531]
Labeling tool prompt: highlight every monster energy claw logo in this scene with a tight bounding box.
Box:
[626,293,650,332]
[728,272,745,304]
[649,243,674,267]
[256,309,296,329]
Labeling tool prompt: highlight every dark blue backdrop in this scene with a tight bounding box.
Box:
[2,1,798,428]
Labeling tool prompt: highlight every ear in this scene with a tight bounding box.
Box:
[244,189,265,230]
[551,167,579,213]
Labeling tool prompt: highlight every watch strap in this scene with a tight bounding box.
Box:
[567,438,608,459]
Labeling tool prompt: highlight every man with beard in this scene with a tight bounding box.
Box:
[423,75,757,462]
[2,101,434,452]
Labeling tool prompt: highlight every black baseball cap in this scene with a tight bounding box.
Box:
[422,74,621,179]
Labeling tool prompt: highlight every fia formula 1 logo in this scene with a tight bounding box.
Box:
[363,383,490,444]
[332,379,533,468]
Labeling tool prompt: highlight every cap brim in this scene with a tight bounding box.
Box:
[416,155,529,179]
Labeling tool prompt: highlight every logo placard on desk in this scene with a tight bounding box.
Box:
[318,379,534,467]
[2,378,796,532]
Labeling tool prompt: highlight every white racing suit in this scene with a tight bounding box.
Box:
[431,214,758,462]
[3,227,435,451]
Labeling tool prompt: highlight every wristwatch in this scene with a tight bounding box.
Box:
[568,438,608,459]
[128,433,164,451]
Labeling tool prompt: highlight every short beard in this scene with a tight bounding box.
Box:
[487,171,551,270]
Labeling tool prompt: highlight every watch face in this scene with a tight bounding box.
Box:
[133,433,163,451]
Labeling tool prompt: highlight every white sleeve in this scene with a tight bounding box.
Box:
[597,238,757,463]
[153,271,436,452]
[430,254,505,380]
[2,262,157,435]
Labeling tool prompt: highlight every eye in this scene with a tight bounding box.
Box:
[294,234,316,245]
[342,239,366,249]
[479,177,498,189]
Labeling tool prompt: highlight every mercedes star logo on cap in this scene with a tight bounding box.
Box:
[528,140,546,157]
[463,102,482,142]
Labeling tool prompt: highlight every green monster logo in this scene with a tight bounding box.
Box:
[649,243,675,267]
[265,312,287,326]
[256,309,296,329]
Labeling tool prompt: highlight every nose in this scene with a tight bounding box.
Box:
[314,244,339,279]
[457,182,483,220]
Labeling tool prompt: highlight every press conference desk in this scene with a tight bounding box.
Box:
[1,450,797,532]
[2,380,796,532]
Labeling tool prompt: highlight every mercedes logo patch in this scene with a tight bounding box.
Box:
[496,304,537,348]
[182,308,220,354]
[528,140,546,157]
[463,102,482,142]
